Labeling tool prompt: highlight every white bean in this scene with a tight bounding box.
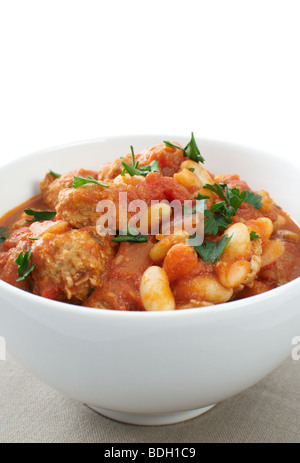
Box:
[140,266,176,311]
[221,223,251,261]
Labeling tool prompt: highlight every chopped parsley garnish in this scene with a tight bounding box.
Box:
[92,236,103,247]
[193,235,232,263]
[194,192,210,201]
[70,176,109,189]
[0,227,10,243]
[28,237,41,241]
[15,248,35,282]
[205,183,262,210]
[204,183,247,211]
[250,231,261,240]
[121,146,160,177]
[24,209,57,222]
[49,170,61,178]
[244,191,263,209]
[111,226,148,244]
[204,204,232,235]
[202,183,262,235]
[164,132,205,164]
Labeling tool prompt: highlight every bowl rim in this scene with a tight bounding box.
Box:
[0,134,300,320]
[0,273,300,321]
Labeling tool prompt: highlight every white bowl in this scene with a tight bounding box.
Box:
[0,136,300,426]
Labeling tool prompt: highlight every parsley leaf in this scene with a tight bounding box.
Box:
[164,132,205,164]
[15,248,35,281]
[121,146,160,177]
[250,231,261,240]
[49,170,61,178]
[28,237,41,241]
[111,226,148,244]
[193,235,232,263]
[204,183,247,211]
[204,206,231,235]
[24,209,57,222]
[244,191,262,209]
[194,192,210,201]
[205,183,262,210]
[202,183,256,235]
[203,183,227,202]
[71,176,109,188]
[92,236,103,247]
[0,227,10,243]
[137,160,160,175]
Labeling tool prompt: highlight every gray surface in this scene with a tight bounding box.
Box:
[0,353,300,443]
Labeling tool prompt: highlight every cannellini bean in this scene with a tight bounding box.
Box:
[221,223,251,262]
[140,266,176,311]
[113,172,145,187]
[194,186,216,207]
[276,230,300,242]
[261,239,285,267]
[179,160,214,186]
[150,231,189,262]
[246,217,273,243]
[174,169,202,190]
[255,218,274,240]
[174,275,233,304]
[139,203,172,235]
[257,190,274,213]
[216,260,252,289]
[273,214,287,232]
[277,215,287,227]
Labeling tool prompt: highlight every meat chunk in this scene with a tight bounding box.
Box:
[0,240,33,291]
[259,240,300,285]
[136,143,185,177]
[98,154,132,180]
[3,227,31,250]
[55,183,117,229]
[98,143,184,180]
[84,241,153,310]
[31,229,113,302]
[56,173,190,231]
[40,168,99,209]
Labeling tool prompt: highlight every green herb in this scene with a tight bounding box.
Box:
[194,192,210,201]
[204,204,232,235]
[28,237,40,241]
[244,191,262,209]
[204,183,247,210]
[111,226,148,244]
[205,183,262,210]
[15,248,35,281]
[121,146,160,177]
[92,236,103,247]
[164,132,205,163]
[0,227,10,243]
[250,231,261,240]
[49,170,61,178]
[193,235,232,263]
[202,183,258,235]
[24,209,57,222]
[189,168,195,172]
[70,176,109,189]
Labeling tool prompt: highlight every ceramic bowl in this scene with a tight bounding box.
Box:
[0,136,299,425]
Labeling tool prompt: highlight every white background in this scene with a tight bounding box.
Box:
[0,0,299,168]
